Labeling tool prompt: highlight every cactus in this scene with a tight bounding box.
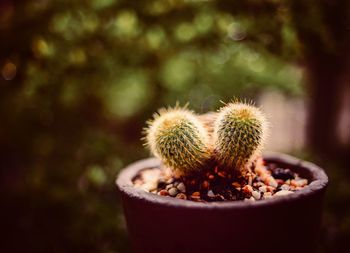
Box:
[144,106,211,175]
[213,101,268,171]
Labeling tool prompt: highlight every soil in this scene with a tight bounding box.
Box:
[133,158,309,202]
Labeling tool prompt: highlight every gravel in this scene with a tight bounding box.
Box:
[134,159,309,202]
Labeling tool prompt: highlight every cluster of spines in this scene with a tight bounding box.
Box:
[213,102,268,170]
[144,106,211,175]
[144,101,268,175]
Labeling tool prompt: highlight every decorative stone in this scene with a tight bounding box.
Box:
[176,193,187,199]
[242,185,253,194]
[207,190,215,198]
[177,182,186,193]
[263,192,272,199]
[168,187,178,196]
[201,180,209,189]
[252,191,261,200]
[165,184,174,190]
[281,184,290,191]
[259,186,267,193]
[274,190,294,197]
[272,168,295,181]
[268,178,278,188]
[158,189,169,196]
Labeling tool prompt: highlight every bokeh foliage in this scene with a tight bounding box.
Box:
[1,0,348,252]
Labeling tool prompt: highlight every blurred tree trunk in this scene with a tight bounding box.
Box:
[291,0,350,159]
[305,54,348,157]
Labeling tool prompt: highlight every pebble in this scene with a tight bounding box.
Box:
[281,184,290,191]
[168,187,178,196]
[272,168,295,181]
[259,186,267,193]
[201,180,209,189]
[252,190,261,200]
[192,191,200,196]
[242,185,253,194]
[232,182,241,188]
[158,189,169,196]
[165,184,174,190]
[176,193,187,199]
[177,182,186,193]
[268,178,278,188]
[207,190,215,198]
[190,194,201,201]
[291,179,308,187]
[244,197,255,202]
[140,182,157,192]
[274,190,294,196]
[254,182,264,187]
[218,171,226,178]
[166,178,174,184]
[276,179,284,185]
[263,192,272,199]
[266,186,276,192]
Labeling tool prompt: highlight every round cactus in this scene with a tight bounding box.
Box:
[144,106,211,175]
[213,102,268,171]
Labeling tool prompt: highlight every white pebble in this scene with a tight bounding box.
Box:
[281,184,290,191]
[165,184,173,190]
[168,187,178,196]
[263,192,272,199]
[177,182,186,193]
[166,178,174,184]
[268,178,278,188]
[207,190,215,198]
[244,197,255,202]
[259,186,267,193]
[252,191,261,200]
[274,190,294,197]
[295,179,308,187]
[140,182,157,192]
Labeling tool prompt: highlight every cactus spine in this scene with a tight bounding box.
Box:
[213,102,267,170]
[144,107,211,175]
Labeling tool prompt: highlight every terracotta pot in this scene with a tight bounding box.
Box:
[116,153,328,253]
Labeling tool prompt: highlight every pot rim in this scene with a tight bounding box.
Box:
[116,152,328,210]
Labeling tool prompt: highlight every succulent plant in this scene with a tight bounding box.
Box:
[213,101,268,171]
[144,106,211,175]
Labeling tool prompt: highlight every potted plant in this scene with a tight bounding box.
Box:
[116,101,328,253]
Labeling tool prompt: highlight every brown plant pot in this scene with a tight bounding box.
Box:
[116,152,328,253]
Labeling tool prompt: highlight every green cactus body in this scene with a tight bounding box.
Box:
[213,102,267,171]
[145,107,210,175]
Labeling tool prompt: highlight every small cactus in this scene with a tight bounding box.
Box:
[144,106,211,175]
[213,102,268,171]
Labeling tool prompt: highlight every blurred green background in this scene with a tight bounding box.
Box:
[1,0,349,252]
